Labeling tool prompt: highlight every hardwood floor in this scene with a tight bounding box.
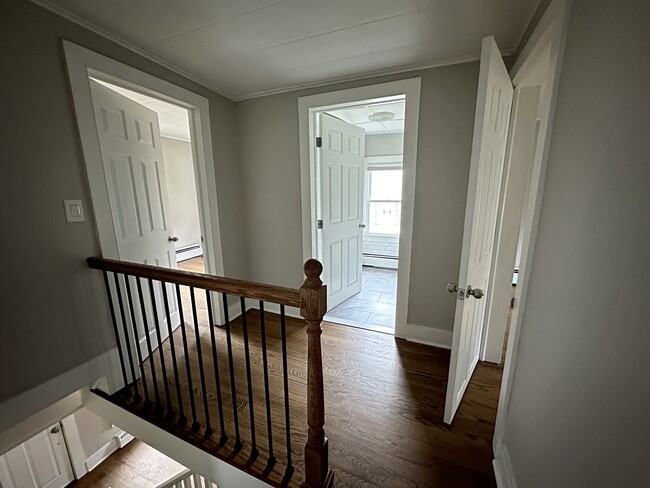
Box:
[69,439,186,488]
[108,256,503,487]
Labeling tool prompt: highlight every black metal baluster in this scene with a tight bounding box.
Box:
[259,301,275,466]
[222,294,242,450]
[190,287,213,436]
[241,296,258,458]
[162,282,185,424]
[280,305,293,477]
[136,277,160,409]
[148,279,173,417]
[124,275,149,404]
[101,271,128,394]
[206,291,227,444]
[113,273,140,402]
[176,284,198,429]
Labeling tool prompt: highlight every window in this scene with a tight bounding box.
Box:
[367,167,403,235]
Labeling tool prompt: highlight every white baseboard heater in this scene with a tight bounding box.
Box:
[176,244,202,262]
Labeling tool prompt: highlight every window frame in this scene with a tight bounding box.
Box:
[364,156,404,237]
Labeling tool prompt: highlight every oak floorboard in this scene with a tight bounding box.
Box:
[68,439,185,488]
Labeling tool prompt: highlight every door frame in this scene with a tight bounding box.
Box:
[490,0,572,474]
[298,78,421,338]
[63,40,226,324]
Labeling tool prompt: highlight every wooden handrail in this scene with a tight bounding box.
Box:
[89,255,332,486]
[86,257,300,307]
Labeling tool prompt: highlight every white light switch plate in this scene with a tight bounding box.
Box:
[64,199,85,222]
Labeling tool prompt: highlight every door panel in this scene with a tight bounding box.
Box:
[444,36,514,424]
[320,114,365,309]
[90,80,180,365]
[0,424,74,488]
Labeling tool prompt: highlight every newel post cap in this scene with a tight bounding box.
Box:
[303,259,323,288]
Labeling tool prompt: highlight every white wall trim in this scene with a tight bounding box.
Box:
[238,52,512,101]
[84,391,271,488]
[85,438,119,472]
[59,414,87,479]
[0,348,122,449]
[364,155,403,165]
[493,438,517,488]
[298,78,421,341]
[62,40,226,325]
[226,299,301,326]
[404,324,452,350]
[492,0,572,452]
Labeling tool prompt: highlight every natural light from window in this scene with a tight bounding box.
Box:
[368,168,403,235]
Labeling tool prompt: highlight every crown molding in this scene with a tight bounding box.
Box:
[234,51,515,101]
[32,0,514,102]
[30,0,236,100]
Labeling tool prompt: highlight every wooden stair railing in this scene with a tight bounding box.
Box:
[86,256,333,488]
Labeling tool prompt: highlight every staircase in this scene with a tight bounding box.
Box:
[87,256,333,488]
[156,468,217,488]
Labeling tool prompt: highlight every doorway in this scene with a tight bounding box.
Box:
[91,79,206,274]
[63,41,226,327]
[298,79,421,338]
[315,99,405,333]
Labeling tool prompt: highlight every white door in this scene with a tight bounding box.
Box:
[90,79,180,358]
[0,424,74,488]
[444,36,514,424]
[319,113,365,310]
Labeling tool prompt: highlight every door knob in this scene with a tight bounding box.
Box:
[359,223,366,228]
[466,285,484,299]
[168,236,179,243]
[447,282,458,293]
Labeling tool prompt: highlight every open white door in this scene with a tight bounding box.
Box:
[90,79,180,357]
[444,36,514,424]
[0,424,74,488]
[319,113,365,310]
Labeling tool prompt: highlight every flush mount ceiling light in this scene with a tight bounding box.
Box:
[368,111,395,123]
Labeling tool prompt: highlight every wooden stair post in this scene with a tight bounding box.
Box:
[299,259,334,488]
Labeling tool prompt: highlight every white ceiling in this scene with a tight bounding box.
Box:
[327,99,405,134]
[93,78,192,141]
[43,0,540,100]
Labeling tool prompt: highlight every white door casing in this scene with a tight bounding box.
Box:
[444,36,514,424]
[0,424,74,488]
[90,79,180,359]
[319,114,365,310]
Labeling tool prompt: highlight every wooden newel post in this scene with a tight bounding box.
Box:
[300,259,333,488]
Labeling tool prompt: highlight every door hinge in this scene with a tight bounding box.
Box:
[316,136,322,148]
[317,219,323,229]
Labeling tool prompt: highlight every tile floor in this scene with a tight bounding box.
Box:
[326,266,397,333]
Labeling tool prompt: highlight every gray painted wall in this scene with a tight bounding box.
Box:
[0,0,245,402]
[503,0,650,486]
[237,63,479,329]
[161,137,202,251]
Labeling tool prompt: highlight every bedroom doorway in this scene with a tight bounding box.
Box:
[299,79,421,337]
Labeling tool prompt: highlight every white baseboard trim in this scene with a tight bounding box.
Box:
[222,299,302,327]
[85,438,119,472]
[114,429,134,448]
[404,323,452,349]
[493,438,517,488]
